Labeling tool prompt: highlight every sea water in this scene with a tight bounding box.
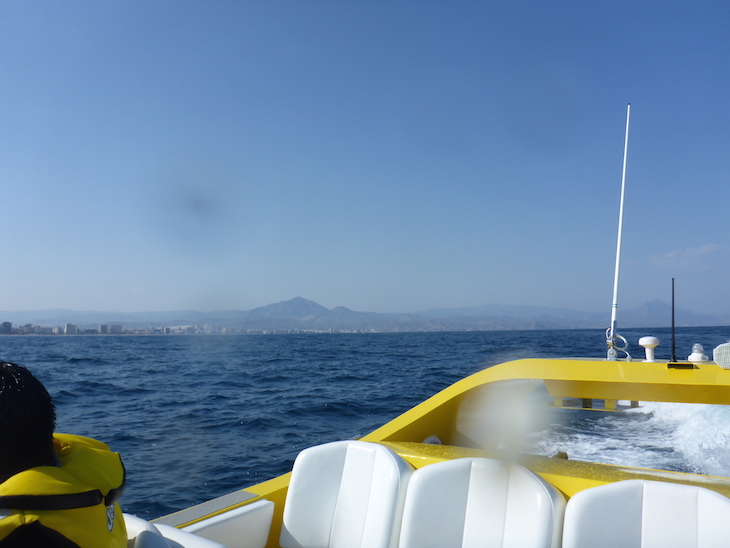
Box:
[2,327,730,519]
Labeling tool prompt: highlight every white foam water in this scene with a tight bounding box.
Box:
[642,402,730,477]
[528,400,730,477]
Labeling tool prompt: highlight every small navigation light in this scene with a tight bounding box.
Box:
[639,336,660,361]
[688,343,709,362]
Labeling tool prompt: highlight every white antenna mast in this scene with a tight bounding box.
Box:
[607,103,631,360]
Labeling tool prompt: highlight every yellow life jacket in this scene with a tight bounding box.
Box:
[0,434,127,548]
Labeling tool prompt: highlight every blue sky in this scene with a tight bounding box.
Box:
[2,1,728,316]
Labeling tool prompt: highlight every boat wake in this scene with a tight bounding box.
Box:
[642,402,730,477]
[529,401,730,477]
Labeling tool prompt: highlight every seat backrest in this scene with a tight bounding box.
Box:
[280,440,414,548]
[398,457,565,548]
[562,479,730,548]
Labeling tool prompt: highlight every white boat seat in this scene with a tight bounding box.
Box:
[280,440,414,548]
[126,514,170,548]
[562,479,730,548]
[155,524,228,548]
[124,513,228,548]
[398,457,566,548]
[178,499,273,548]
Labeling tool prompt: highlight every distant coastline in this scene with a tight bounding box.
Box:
[0,322,336,336]
[2,297,729,335]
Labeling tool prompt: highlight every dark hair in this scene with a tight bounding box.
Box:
[0,362,56,479]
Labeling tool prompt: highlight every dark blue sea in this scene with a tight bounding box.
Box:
[2,327,730,519]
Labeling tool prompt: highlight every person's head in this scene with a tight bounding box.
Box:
[0,362,56,480]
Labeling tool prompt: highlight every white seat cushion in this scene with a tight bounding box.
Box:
[280,440,414,548]
[124,514,228,548]
[399,458,565,548]
[181,500,273,548]
[125,513,171,548]
[155,524,228,548]
[563,479,730,548]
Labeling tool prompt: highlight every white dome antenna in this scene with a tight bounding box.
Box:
[639,336,660,361]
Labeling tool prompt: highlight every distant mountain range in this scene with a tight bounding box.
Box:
[2,297,729,332]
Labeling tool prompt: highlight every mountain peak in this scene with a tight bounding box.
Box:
[247,297,330,320]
